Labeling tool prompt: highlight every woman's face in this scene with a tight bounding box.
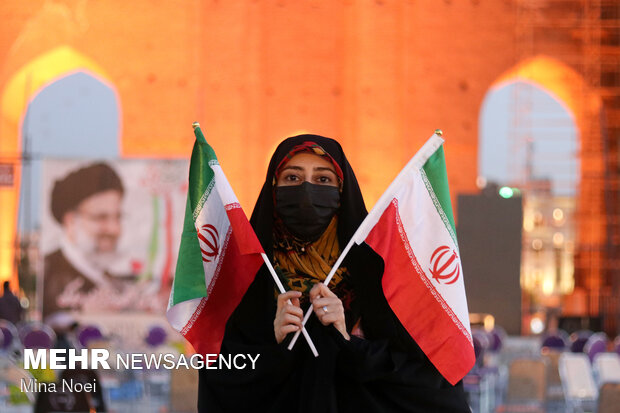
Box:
[276,153,339,188]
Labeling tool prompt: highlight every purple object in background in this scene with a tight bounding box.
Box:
[22,326,55,349]
[0,320,18,350]
[472,330,490,368]
[570,330,593,353]
[542,334,567,350]
[145,326,167,347]
[488,327,506,352]
[472,335,484,368]
[584,332,608,362]
[77,325,104,348]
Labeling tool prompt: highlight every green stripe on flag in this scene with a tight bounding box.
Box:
[171,196,208,305]
[170,125,218,305]
[421,145,458,247]
[189,126,218,218]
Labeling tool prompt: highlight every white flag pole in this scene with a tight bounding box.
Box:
[261,253,319,357]
[287,131,445,351]
[286,238,355,350]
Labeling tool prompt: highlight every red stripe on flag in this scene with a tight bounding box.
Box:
[183,206,264,355]
[225,203,264,255]
[365,200,475,385]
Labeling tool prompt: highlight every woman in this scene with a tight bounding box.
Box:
[198,134,470,412]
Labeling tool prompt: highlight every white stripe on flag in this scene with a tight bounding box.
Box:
[167,297,202,331]
[212,163,240,206]
[396,170,471,339]
[195,187,230,289]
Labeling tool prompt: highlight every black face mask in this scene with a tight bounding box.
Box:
[275,182,340,241]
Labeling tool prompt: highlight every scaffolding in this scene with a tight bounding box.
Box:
[514,0,620,335]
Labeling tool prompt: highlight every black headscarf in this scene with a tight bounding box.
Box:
[250,134,367,256]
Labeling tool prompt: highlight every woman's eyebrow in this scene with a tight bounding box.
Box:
[281,165,304,171]
[314,166,337,175]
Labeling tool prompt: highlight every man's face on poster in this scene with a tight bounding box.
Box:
[64,189,123,258]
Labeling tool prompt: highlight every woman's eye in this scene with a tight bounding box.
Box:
[317,176,332,184]
[285,174,300,182]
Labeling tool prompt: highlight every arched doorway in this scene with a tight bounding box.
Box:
[20,71,120,230]
[480,80,579,196]
[479,55,604,333]
[0,46,119,291]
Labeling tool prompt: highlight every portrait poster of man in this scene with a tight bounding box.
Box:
[40,159,188,320]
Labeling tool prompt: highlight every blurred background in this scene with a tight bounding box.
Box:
[0,0,619,412]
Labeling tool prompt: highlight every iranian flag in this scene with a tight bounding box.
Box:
[167,123,264,355]
[352,132,474,385]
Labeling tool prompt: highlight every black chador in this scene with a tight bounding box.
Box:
[198,135,470,412]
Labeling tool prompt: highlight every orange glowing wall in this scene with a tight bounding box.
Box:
[2,1,523,285]
[9,0,611,303]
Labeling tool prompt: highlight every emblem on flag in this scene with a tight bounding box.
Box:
[197,224,220,262]
[429,245,461,285]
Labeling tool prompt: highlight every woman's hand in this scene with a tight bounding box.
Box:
[310,283,350,341]
[274,290,303,344]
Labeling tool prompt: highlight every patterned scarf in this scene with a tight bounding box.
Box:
[273,217,353,308]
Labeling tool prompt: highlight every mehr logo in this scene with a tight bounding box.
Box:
[197,224,219,262]
[429,245,461,285]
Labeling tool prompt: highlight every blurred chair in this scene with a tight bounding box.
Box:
[542,333,567,351]
[559,352,598,413]
[472,329,490,369]
[597,382,620,413]
[464,370,496,413]
[19,323,57,388]
[140,326,171,410]
[488,326,507,353]
[592,352,620,386]
[613,335,620,356]
[144,325,167,348]
[569,330,592,353]
[0,357,35,404]
[507,358,547,401]
[0,320,20,352]
[169,367,198,413]
[20,323,55,350]
[104,375,143,404]
[584,332,608,362]
[541,347,564,406]
[496,358,546,413]
[468,328,502,412]
[76,325,103,348]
